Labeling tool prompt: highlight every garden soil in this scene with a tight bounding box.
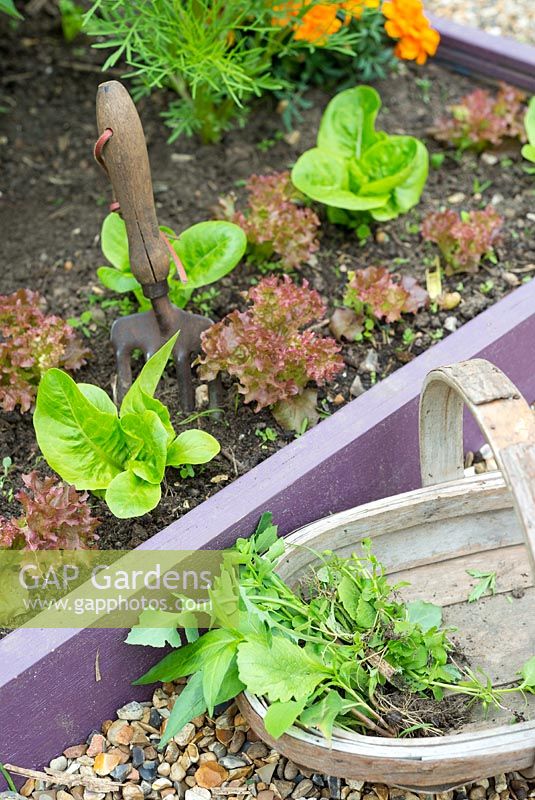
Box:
[1,10,534,545]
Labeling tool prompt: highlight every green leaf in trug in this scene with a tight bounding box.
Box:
[160,670,206,747]
[34,369,127,490]
[101,213,130,272]
[337,575,359,620]
[355,596,376,629]
[252,512,279,555]
[317,86,382,160]
[121,411,168,484]
[299,690,343,741]
[173,221,247,293]
[202,640,239,715]
[126,609,185,648]
[105,470,161,518]
[264,698,306,739]
[134,629,240,684]
[0,0,23,19]
[166,429,220,466]
[407,600,443,632]
[97,266,140,294]
[520,655,535,688]
[237,635,330,703]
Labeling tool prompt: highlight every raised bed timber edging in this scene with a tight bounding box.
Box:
[1,277,534,778]
[430,13,535,91]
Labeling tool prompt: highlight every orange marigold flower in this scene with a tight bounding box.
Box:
[272,0,303,28]
[383,0,439,64]
[341,0,380,20]
[293,3,343,44]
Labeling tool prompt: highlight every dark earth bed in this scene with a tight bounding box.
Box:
[1,10,535,546]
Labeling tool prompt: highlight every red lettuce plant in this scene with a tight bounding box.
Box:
[199,276,343,431]
[343,266,428,324]
[433,82,526,151]
[0,288,89,413]
[218,172,320,270]
[0,472,100,550]
[421,206,503,274]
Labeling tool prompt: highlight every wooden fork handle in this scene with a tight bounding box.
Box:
[96,80,169,288]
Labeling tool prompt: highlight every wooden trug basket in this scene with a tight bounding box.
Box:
[236,359,535,792]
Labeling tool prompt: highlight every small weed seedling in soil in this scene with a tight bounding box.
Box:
[130,514,535,747]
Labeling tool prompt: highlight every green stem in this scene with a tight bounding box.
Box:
[0,763,16,792]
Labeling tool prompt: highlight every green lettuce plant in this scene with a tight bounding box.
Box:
[33,333,220,519]
[97,214,246,312]
[522,97,535,164]
[291,85,429,226]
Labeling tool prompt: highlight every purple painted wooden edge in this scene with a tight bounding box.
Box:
[430,13,535,91]
[1,279,534,777]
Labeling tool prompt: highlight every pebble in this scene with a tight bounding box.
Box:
[107,720,133,746]
[194,763,229,789]
[195,385,209,409]
[174,723,196,747]
[292,780,314,799]
[284,763,299,781]
[111,764,133,783]
[350,375,365,398]
[87,734,106,757]
[360,349,379,373]
[117,702,145,722]
[170,765,187,783]
[122,786,144,800]
[138,762,158,782]
[481,153,498,166]
[274,781,295,799]
[228,729,246,754]
[94,752,122,776]
[63,745,87,759]
[49,757,68,772]
[0,795,25,800]
[256,763,278,784]
[218,756,246,769]
[184,790,210,800]
[444,316,458,332]
[152,780,173,792]
[447,192,466,204]
[247,742,269,760]
[328,777,342,799]
[258,793,275,800]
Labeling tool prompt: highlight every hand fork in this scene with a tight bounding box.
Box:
[95,79,219,412]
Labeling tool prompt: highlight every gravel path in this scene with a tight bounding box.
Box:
[425,0,535,45]
[6,689,535,800]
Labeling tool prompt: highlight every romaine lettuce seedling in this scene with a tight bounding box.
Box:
[33,333,220,518]
[97,214,246,312]
[291,86,428,225]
